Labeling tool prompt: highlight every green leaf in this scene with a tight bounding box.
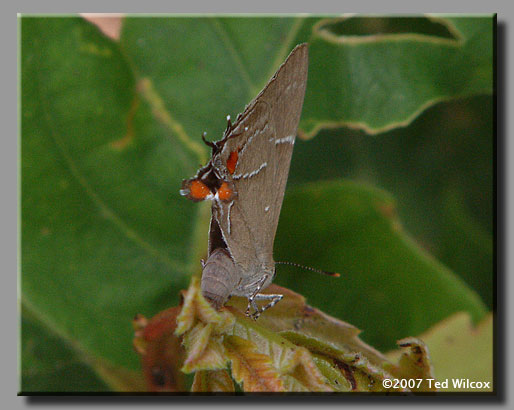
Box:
[298,15,493,135]
[439,188,493,305]
[119,17,305,154]
[20,314,109,393]
[121,16,493,140]
[21,308,146,392]
[274,181,487,351]
[287,95,493,308]
[21,16,194,373]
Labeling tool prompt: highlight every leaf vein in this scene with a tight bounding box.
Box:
[34,68,186,273]
[264,17,306,88]
[209,18,256,98]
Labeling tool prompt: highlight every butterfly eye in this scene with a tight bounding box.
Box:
[186,179,211,201]
[217,181,235,201]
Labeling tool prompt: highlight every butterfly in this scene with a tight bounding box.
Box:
[181,44,308,319]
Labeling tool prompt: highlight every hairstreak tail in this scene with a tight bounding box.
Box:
[181,44,309,319]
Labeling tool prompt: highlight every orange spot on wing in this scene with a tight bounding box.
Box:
[218,182,234,201]
[189,180,210,200]
[227,150,239,174]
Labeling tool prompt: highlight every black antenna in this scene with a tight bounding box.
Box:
[201,132,216,149]
[275,261,340,277]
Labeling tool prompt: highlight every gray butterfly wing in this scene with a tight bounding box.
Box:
[211,44,308,277]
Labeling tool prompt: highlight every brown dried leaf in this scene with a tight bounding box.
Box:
[281,375,310,392]
[191,370,235,392]
[337,353,407,392]
[386,312,493,392]
[227,309,334,391]
[311,354,353,391]
[175,277,200,335]
[223,335,286,392]
[228,284,387,367]
[228,299,388,392]
[277,329,403,393]
[288,347,334,392]
[181,323,213,369]
[138,279,442,393]
[384,338,436,392]
[182,337,227,373]
[176,277,234,336]
[132,307,185,392]
[176,279,236,373]
[230,288,398,392]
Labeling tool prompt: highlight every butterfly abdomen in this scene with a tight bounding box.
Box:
[201,248,239,310]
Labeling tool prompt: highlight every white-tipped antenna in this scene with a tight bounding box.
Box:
[275,261,340,277]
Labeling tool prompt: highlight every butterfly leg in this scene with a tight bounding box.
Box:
[245,275,268,318]
[250,293,284,320]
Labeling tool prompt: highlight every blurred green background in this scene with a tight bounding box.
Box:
[20,15,493,392]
